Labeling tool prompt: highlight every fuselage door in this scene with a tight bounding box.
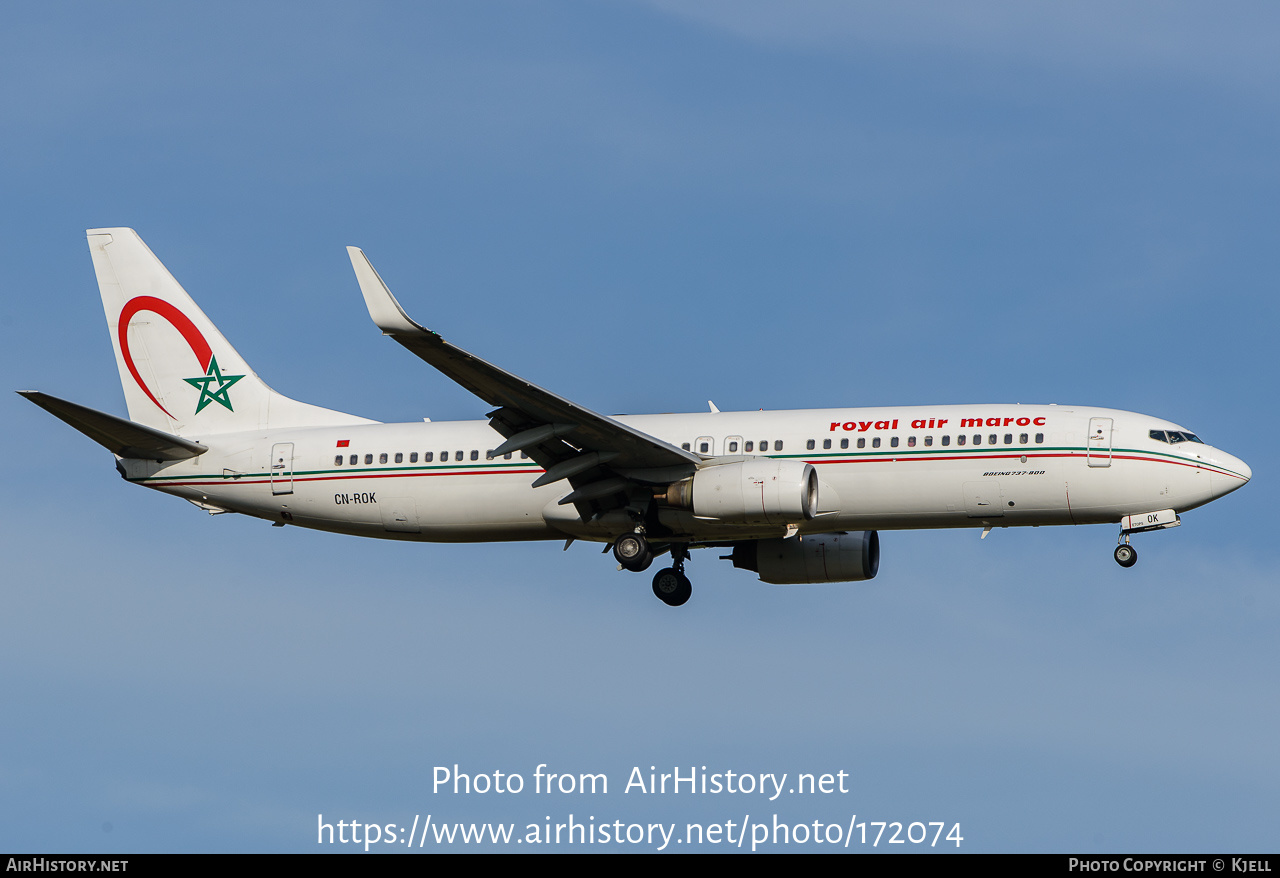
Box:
[1087,417,1113,468]
[270,442,295,495]
[724,435,743,455]
[694,436,714,457]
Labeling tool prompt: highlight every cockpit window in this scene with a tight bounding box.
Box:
[1151,429,1206,445]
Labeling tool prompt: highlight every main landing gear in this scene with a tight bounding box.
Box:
[613,532,653,572]
[651,545,692,607]
[613,532,694,605]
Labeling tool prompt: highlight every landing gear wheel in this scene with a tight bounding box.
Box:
[614,533,652,571]
[652,567,692,606]
[1114,544,1137,568]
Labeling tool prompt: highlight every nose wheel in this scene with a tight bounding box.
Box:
[1114,542,1137,568]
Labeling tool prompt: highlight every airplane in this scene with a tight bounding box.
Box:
[19,228,1252,606]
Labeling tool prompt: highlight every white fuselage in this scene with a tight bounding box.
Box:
[120,404,1251,544]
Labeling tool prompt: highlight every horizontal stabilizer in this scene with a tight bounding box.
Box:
[18,391,208,460]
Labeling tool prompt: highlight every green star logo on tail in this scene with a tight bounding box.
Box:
[183,355,244,414]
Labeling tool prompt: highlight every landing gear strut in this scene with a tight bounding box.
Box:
[652,545,692,607]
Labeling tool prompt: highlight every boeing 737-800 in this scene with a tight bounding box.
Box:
[19,229,1252,605]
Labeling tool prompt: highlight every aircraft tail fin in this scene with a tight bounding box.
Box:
[87,228,374,435]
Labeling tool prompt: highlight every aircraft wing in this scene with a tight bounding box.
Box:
[348,248,699,511]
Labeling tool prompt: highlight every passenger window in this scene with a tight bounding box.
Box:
[504,452,512,460]
[365,454,373,465]
[759,440,768,451]
[1003,434,1012,445]
[377,453,386,464]
[942,435,950,446]
[924,436,933,447]
[806,439,816,450]
[682,443,691,451]
[455,450,464,460]
[745,441,754,452]
[857,438,865,449]
[774,440,783,451]
[840,438,849,449]
[890,437,899,448]
[728,441,739,453]
[334,455,343,466]
[823,439,831,449]
[410,452,418,463]
[470,450,478,461]
[1035,434,1044,444]
[1019,434,1027,445]
[872,437,881,448]
[441,451,449,461]
[350,454,358,465]
[957,435,966,446]
[699,442,709,453]
[907,436,916,447]
[395,452,403,463]
[424,452,434,462]
[988,434,997,446]
[521,451,528,459]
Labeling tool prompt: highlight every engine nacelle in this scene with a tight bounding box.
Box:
[665,459,818,525]
[730,532,880,584]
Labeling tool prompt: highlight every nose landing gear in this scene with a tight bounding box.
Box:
[1113,509,1180,567]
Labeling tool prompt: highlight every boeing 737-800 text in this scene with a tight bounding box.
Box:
[19,229,1252,605]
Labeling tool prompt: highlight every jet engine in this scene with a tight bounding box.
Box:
[729,532,880,584]
[663,459,818,525]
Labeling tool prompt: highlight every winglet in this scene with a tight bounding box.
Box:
[346,247,423,335]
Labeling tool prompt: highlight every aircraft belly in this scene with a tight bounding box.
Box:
[1064,455,1204,519]
[294,472,557,540]
[822,457,1072,526]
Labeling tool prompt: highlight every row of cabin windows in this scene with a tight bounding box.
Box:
[806,433,1046,450]
[685,440,784,453]
[683,434,1047,455]
[332,430,1052,468]
[333,450,531,466]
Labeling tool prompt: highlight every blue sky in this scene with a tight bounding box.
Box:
[2,1,1276,852]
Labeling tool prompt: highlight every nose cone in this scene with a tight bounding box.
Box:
[1209,450,1251,499]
